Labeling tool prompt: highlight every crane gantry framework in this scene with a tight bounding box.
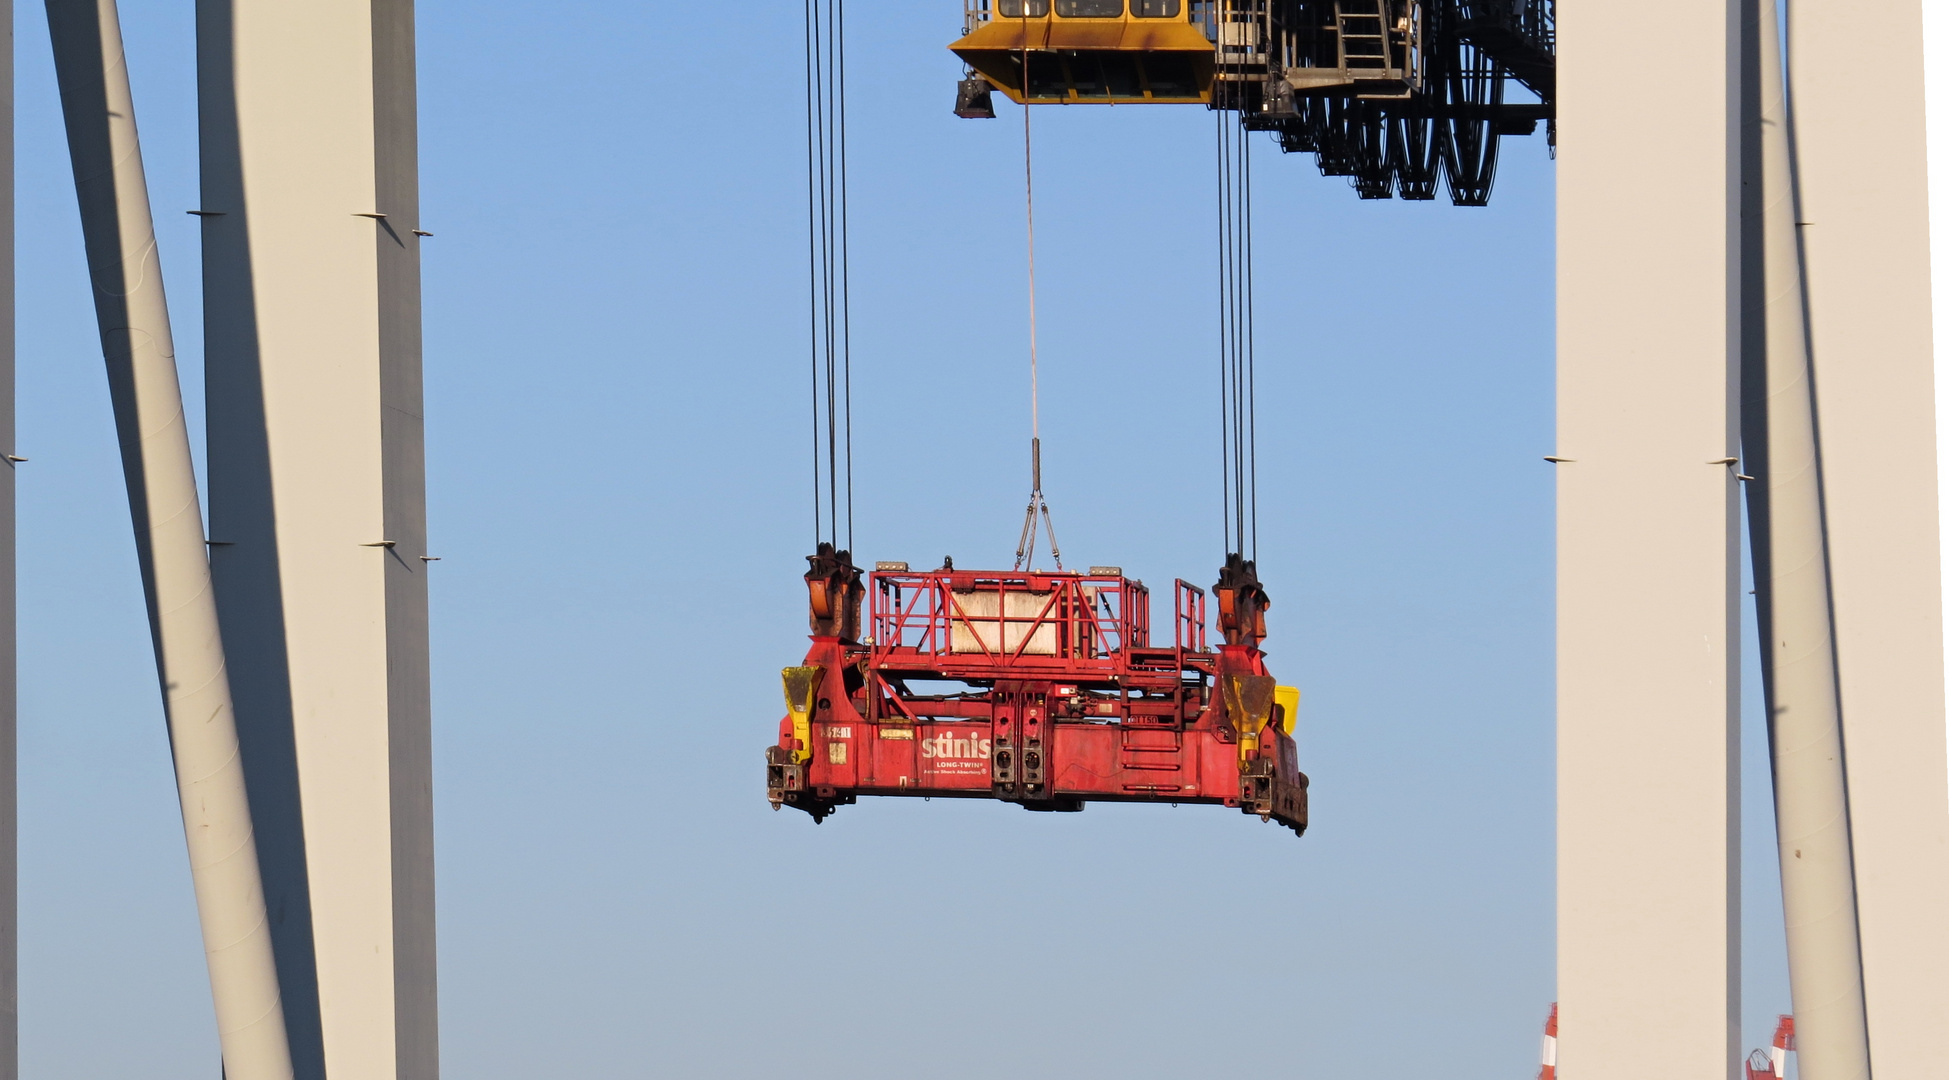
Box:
[953,0,1555,204]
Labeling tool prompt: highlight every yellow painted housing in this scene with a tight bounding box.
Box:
[951,2,1216,105]
[1223,672,1278,765]
[1274,685,1300,737]
[781,665,824,765]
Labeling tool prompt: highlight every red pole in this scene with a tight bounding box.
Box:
[1745,1015,1795,1079]
[1538,1003,1558,1080]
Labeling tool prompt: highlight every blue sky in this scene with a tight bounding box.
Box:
[13,2,1788,1077]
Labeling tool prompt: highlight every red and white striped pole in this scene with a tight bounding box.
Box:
[1537,1003,1558,1080]
[1745,1015,1795,1080]
[1772,1016,1795,1078]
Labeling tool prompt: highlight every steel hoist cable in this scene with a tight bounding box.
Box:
[1014,91,1063,572]
[805,0,854,552]
[1214,0,1259,564]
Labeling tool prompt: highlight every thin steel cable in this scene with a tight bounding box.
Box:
[1018,99,1041,572]
[1013,90,1062,573]
[822,0,838,545]
[1223,102,1233,552]
[1223,110,1239,549]
[1223,4,1239,549]
[837,0,854,551]
[1041,501,1063,569]
[1215,99,1233,554]
[821,0,836,546]
[804,0,825,547]
[1211,7,1258,563]
[1244,116,1257,560]
[803,0,853,551]
[1026,99,1040,455]
[1218,31,1242,554]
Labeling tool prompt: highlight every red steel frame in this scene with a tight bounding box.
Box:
[766,566,1308,835]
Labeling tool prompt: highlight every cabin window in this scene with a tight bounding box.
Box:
[1131,0,1181,15]
[1055,0,1123,15]
[997,0,1051,15]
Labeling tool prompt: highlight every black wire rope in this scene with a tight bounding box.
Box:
[823,0,838,544]
[1213,0,1258,565]
[804,0,822,547]
[804,0,853,552]
[1215,104,1232,555]
[836,0,854,551]
[1244,114,1257,560]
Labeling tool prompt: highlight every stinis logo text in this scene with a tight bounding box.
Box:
[920,730,991,772]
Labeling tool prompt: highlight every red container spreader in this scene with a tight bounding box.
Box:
[766,548,1308,837]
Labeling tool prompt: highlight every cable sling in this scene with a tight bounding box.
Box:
[1014,96,1064,572]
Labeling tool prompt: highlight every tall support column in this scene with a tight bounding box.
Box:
[45,2,295,1077]
[1789,0,1949,1071]
[1931,0,1949,840]
[1739,0,1872,1074]
[196,2,437,1077]
[0,0,16,1075]
[1556,0,1742,1076]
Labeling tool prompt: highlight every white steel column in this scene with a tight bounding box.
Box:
[1930,0,1949,823]
[44,2,294,1077]
[1557,0,1742,1077]
[1739,0,1871,1074]
[196,1,437,1077]
[0,0,16,1075]
[1790,0,1949,1071]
